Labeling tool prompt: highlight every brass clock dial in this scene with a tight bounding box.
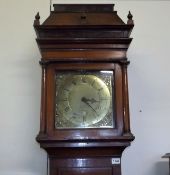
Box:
[55,71,114,128]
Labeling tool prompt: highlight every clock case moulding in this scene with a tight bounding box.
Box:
[34,4,134,175]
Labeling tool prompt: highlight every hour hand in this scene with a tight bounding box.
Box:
[88,98,99,104]
[82,97,98,104]
[81,97,98,115]
[81,97,89,104]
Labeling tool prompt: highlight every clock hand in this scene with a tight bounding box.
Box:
[81,97,98,116]
[83,97,99,104]
[88,98,99,104]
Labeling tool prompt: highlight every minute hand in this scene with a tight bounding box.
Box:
[81,97,98,115]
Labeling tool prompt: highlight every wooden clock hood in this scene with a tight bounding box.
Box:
[34,4,134,62]
[34,3,134,145]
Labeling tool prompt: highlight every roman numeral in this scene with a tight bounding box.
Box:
[65,106,70,112]
[72,80,77,85]
[98,87,103,91]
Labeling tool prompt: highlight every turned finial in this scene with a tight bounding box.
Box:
[127,11,134,25]
[34,12,40,26]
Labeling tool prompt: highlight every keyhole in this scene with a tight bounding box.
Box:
[81,15,86,20]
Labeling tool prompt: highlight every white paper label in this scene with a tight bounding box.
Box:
[111,158,121,164]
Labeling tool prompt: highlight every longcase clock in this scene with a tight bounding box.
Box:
[34,4,134,175]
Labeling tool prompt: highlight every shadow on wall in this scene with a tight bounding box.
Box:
[154,161,169,175]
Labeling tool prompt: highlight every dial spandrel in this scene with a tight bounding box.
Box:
[55,71,114,129]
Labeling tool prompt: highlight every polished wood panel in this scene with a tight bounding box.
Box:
[50,158,119,175]
[57,167,112,175]
[39,64,47,134]
[41,50,126,61]
[53,4,115,13]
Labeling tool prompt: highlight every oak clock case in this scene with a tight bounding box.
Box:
[34,4,134,175]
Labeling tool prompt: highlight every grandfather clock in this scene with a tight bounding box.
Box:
[34,4,134,175]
